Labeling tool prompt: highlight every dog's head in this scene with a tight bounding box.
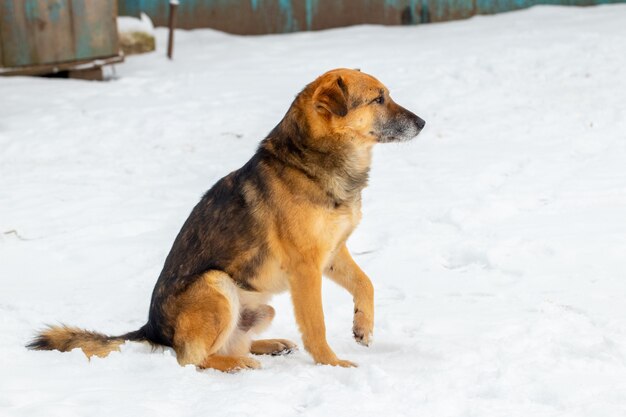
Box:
[307,68,425,144]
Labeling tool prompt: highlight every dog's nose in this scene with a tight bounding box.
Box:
[416,116,426,130]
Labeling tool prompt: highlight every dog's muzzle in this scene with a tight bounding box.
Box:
[379,108,426,143]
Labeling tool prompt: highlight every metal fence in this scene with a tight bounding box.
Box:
[118,0,624,34]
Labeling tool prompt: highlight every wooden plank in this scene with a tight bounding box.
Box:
[0,53,123,76]
[68,66,103,81]
[70,0,119,60]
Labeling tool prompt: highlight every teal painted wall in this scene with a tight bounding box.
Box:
[118,0,625,33]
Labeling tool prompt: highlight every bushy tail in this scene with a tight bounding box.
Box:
[27,325,147,359]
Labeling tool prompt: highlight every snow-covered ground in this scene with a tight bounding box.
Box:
[2,5,626,416]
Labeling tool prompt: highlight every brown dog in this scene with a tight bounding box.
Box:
[28,68,425,371]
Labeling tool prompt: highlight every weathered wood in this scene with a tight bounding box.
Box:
[68,66,102,81]
[70,0,119,60]
[0,16,3,67]
[2,0,76,67]
[1,0,33,66]
[1,0,119,68]
[34,0,73,65]
[0,53,123,76]
[117,0,626,33]
[427,0,476,22]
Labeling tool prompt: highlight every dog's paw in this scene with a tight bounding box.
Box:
[316,358,358,368]
[269,339,298,356]
[201,355,262,372]
[353,310,373,346]
[334,359,358,368]
[232,356,262,371]
[251,339,298,356]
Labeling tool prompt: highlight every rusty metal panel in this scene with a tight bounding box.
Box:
[308,0,422,30]
[0,12,3,66]
[70,0,119,60]
[426,0,476,22]
[1,0,75,67]
[476,0,536,14]
[1,1,35,66]
[119,0,427,33]
[475,0,625,14]
[1,0,119,68]
[118,0,626,33]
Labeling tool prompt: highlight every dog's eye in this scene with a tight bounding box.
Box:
[372,96,385,105]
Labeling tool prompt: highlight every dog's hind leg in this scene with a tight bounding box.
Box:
[199,354,260,372]
[251,339,297,355]
[171,270,260,372]
[238,304,297,356]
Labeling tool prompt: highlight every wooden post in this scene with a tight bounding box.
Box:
[167,0,179,60]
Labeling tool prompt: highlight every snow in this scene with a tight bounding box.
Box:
[117,12,155,35]
[2,4,626,416]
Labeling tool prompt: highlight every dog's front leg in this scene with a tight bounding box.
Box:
[289,263,356,367]
[325,244,374,346]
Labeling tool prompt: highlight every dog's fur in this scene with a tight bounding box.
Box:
[28,69,425,371]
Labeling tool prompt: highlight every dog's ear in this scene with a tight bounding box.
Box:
[313,76,348,117]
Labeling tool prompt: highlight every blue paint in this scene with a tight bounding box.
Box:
[405,0,418,23]
[305,0,318,30]
[73,0,86,17]
[122,0,143,17]
[1,0,119,67]
[115,0,626,32]
[2,0,15,23]
[278,0,294,31]
[48,0,63,22]
[2,0,30,66]
[72,0,92,59]
[24,0,40,21]
[421,0,430,22]
[427,0,476,20]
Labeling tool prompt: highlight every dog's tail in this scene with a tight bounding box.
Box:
[26,324,148,359]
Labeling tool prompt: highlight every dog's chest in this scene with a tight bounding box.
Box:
[321,204,360,246]
[291,199,362,268]
[250,201,361,294]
